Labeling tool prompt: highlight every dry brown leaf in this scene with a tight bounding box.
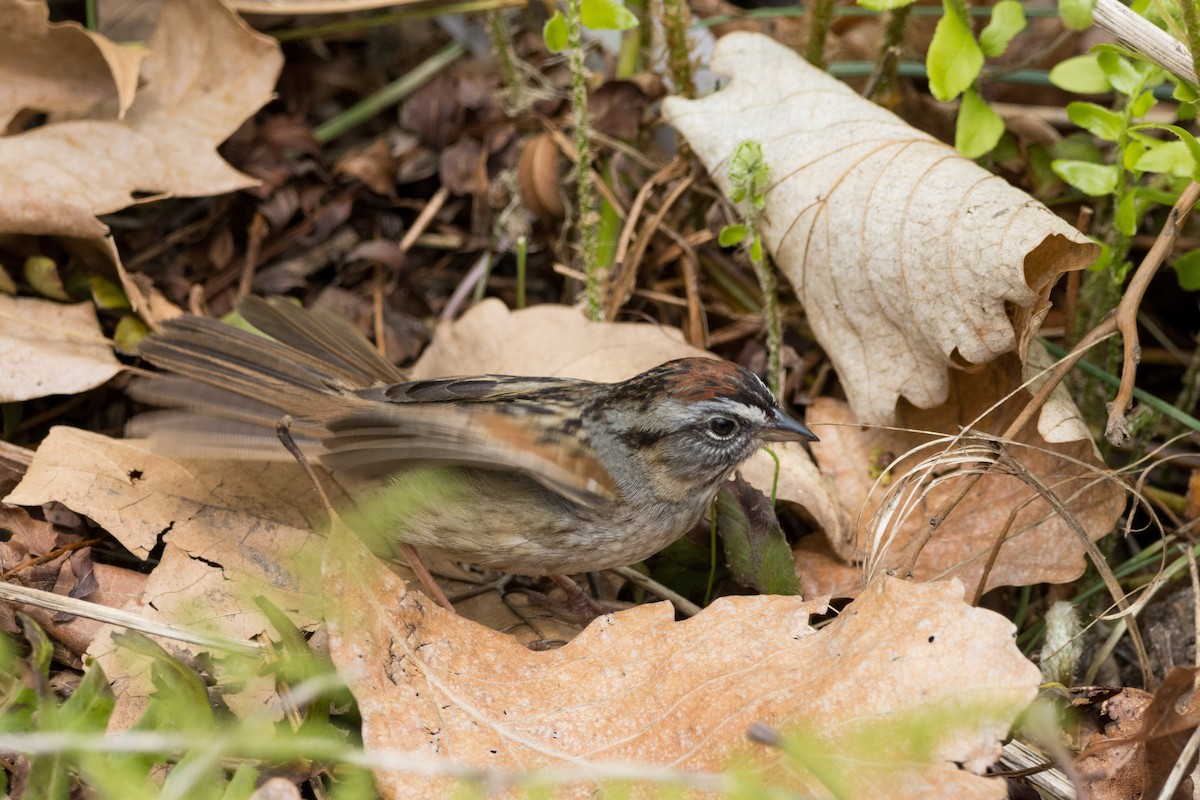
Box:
[1073,674,1200,800]
[0,295,121,402]
[413,299,852,551]
[4,426,330,726]
[232,0,471,13]
[0,0,144,128]
[660,32,1098,430]
[0,505,140,663]
[661,34,1120,593]
[326,522,1039,799]
[0,0,282,239]
[31,563,147,664]
[799,354,1125,596]
[85,548,284,728]
[334,138,400,198]
[4,427,327,616]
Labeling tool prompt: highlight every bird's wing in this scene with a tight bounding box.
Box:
[325,381,617,506]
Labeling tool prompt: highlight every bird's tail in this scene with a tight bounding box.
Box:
[127,297,403,460]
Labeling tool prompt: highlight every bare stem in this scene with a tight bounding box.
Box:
[750,247,782,397]
[566,0,603,320]
[805,0,836,68]
[487,10,527,113]
[660,0,696,98]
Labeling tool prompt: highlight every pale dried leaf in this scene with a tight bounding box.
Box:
[0,295,121,401]
[0,0,144,127]
[4,427,327,619]
[799,356,1125,596]
[84,549,283,728]
[661,33,1099,430]
[414,299,851,553]
[4,426,328,726]
[0,0,282,239]
[231,0,461,13]
[326,524,1039,799]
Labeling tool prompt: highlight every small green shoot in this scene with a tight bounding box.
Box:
[721,141,782,395]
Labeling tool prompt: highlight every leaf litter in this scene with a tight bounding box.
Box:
[0,2,1194,798]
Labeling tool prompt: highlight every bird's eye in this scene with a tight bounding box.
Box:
[707,417,737,439]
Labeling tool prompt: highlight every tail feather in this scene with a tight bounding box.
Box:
[138,315,374,408]
[238,296,403,385]
[127,376,326,436]
[126,409,324,461]
[131,301,398,457]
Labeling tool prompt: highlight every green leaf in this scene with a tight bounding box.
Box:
[1123,137,1148,171]
[23,255,71,301]
[19,613,53,678]
[728,140,769,207]
[857,0,918,9]
[112,315,151,356]
[1134,140,1195,178]
[581,0,638,30]
[1098,50,1146,95]
[955,88,1005,157]
[1173,248,1200,290]
[543,10,568,52]
[1130,122,1200,180]
[89,275,131,311]
[979,0,1025,57]
[59,662,114,734]
[1092,42,1161,69]
[1028,144,1063,196]
[1059,0,1095,29]
[1066,101,1123,141]
[1052,131,1104,163]
[749,235,764,263]
[1174,78,1200,102]
[716,476,802,596]
[221,765,261,800]
[1114,189,1139,236]
[719,224,747,247]
[115,631,214,733]
[1130,89,1156,117]
[1049,54,1111,93]
[1088,241,1113,272]
[1050,159,1119,195]
[927,0,984,101]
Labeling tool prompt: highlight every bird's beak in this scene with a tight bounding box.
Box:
[763,407,819,443]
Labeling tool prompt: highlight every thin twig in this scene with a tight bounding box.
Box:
[970,506,1021,606]
[996,446,1152,686]
[0,538,101,581]
[605,174,694,318]
[399,186,450,253]
[610,566,702,617]
[236,214,268,301]
[0,582,261,654]
[1106,180,1200,445]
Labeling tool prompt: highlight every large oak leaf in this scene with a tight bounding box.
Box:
[326,522,1039,799]
[0,0,282,239]
[662,34,1120,591]
[661,33,1098,429]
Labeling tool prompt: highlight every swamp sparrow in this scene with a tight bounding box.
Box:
[129,297,817,575]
